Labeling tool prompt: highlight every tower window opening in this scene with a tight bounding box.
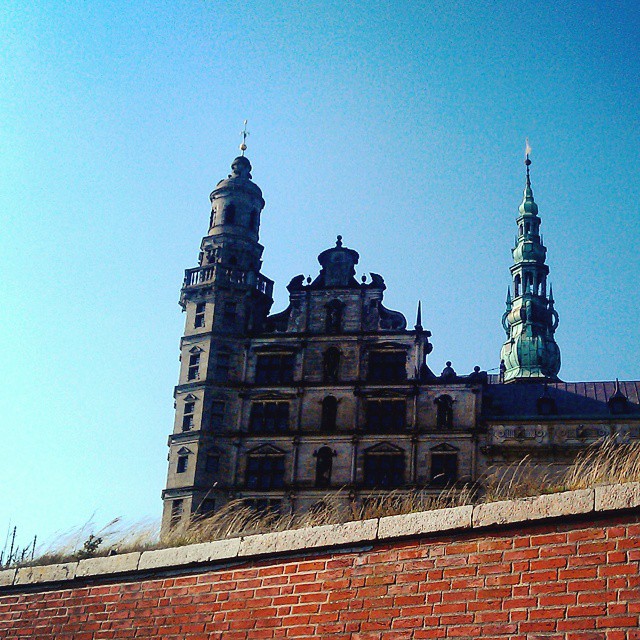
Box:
[214,352,230,382]
[519,224,524,236]
[209,208,216,229]
[224,204,236,224]
[315,446,334,488]
[177,455,188,474]
[514,274,521,297]
[210,401,225,429]
[223,301,237,325]
[194,302,206,328]
[525,222,531,234]
[321,396,338,431]
[325,300,344,334]
[182,401,195,431]
[170,499,184,527]
[249,401,290,433]
[363,450,405,488]
[430,451,458,486]
[365,399,406,432]
[435,395,454,429]
[205,452,220,477]
[524,273,533,292]
[367,350,407,382]
[323,347,341,382]
[255,353,295,384]
[187,353,201,381]
[250,208,259,230]
[246,453,285,490]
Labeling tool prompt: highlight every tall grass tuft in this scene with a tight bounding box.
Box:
[563,437,640,490]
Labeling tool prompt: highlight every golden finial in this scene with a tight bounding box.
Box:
[239,119,249,156]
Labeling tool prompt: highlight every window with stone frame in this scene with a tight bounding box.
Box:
[170,499,184,527]
[320,396,338,431]
[435,395,454,429]
[205,449,220,479]
[198,498,216,517]
[224,203,236,224]
[367,349,407,382]
[244,498,282,515]
[182,398,196,431]
[194,302,206,328]
[187,352,201,381]
[223,301,237,326]
[325,300,344,334]
[214,352,231,382]
[363,444,405,488]
[210,400,225,429]
[249,401,290,433]
[314,446,334,488]
[430,444,458,487]
[255,353,295,384]
[365,399,406,432]
[246,448,286,491]
[323,347,341,382]
[177,455,188,473]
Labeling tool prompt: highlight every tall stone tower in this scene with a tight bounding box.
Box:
[161,152,274,532]
[499,152,560,382]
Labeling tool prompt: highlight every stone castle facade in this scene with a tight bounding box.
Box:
[161,152,640,534]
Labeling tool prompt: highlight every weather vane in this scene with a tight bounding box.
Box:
[239,119,249,156]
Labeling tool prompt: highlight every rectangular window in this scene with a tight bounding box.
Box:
[210,401,225,429]
[177,455,188,473]
[194,302,206,328]
[249,402,290,433]
[365,400,406,432]
[205,453,220,477]
[255,353,295,385]
[187,353,201,381]
[367,350,407,382]
[363,454,405,488]
[182,401,195,431]
[214,352,230,382]
[223,301,237,325]
[170,499,183,526]
[245,498,282,515]
[246,456,285,490]
[430,453,458,487]
[199,498,216,516]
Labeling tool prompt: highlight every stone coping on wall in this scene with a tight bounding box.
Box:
[2,481,639,590]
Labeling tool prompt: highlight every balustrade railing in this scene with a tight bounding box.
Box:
[182,265,273,297]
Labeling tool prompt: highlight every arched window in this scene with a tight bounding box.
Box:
[321,396,338,431]
[325,300,343,334]
[314,446,334,488]
[250,208,259,230]
[323,347,341,382]
[224,204,236,224]
[514,274,521,297]
[435,395,454,429]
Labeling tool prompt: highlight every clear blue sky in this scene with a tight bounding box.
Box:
[1,1,639,549]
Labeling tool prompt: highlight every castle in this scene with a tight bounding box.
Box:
[160,148,640,534]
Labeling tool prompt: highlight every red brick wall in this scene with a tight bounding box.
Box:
[1,514,639,639]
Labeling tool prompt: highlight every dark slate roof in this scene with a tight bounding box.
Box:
[482,381,640,418]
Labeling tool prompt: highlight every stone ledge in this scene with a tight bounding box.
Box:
[3,483,640,589]
[238,519,378,557]
[378,505,472,540]
[472,489,594,528]
[595,482,640,512]
[14,562,77,586]
[76,552,141,577]
[139,538,240,570]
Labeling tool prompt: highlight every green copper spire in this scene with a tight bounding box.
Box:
[499,148,561,382]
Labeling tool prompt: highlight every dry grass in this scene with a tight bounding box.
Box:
[12,437,640,568]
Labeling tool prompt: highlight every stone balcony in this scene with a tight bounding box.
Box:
[182,265,274,297]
